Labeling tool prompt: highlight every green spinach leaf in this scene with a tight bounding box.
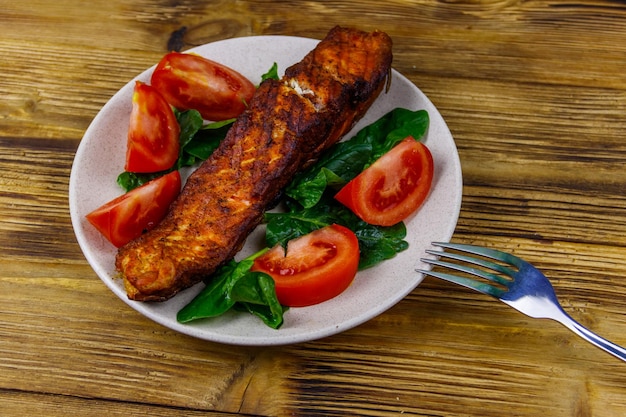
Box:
[231,272,286,328]
[285,108,429,208]
[183,117,235,161]
[176,249,285,329]
[116,171,165,192]
[260,62,279,82]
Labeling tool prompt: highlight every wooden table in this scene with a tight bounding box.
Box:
[2,0,625,415]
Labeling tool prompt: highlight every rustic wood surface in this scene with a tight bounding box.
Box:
[1,0,626,415]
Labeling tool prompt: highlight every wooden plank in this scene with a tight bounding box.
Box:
[2,0,626,415]
[0,390,238,416]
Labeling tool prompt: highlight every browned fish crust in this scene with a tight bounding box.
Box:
[115,26,393,301]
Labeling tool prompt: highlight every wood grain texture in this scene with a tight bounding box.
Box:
[1,0,626,415]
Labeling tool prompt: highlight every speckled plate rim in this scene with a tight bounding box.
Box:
[69,35,462,346]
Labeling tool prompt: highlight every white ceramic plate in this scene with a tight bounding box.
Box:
[69,35,462,346]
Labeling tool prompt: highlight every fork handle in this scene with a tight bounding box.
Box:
[553,309,626,362]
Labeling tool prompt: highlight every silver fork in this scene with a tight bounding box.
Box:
[417,242,626,362]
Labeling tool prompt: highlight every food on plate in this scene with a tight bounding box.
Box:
[86,171,182,248]
[151,51,256,121]
[116,26,393,301]
[178,108,431,327]
[335,137,433,226]
[125,82,180,173]
[251,224,360,307]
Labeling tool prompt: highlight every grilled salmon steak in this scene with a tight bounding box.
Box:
[116,26,393,301]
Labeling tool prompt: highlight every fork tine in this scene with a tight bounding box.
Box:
[417,262,506,298]
[432,242,526,269]
[416,242,526,299]
[424,249,515,285]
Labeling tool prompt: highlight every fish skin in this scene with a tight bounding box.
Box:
[116,26,393,301]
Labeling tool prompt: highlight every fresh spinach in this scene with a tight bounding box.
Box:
[286,108,429,208]
[116,171,164,192]
[260,62,279,82]
[181,115,235,163]
[177,249,286,329]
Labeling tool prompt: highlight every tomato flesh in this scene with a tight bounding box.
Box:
[335,137,434,226]
[251,224,360,307]
[86,171,181,247]
[125,81,180,173]
[151,52,256,121]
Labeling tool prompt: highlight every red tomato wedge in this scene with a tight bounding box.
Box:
[150,52,256,121]
[125,81,180,173]
[85,171,181,248]
[251,224,360,307]
[335,137,434,226]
